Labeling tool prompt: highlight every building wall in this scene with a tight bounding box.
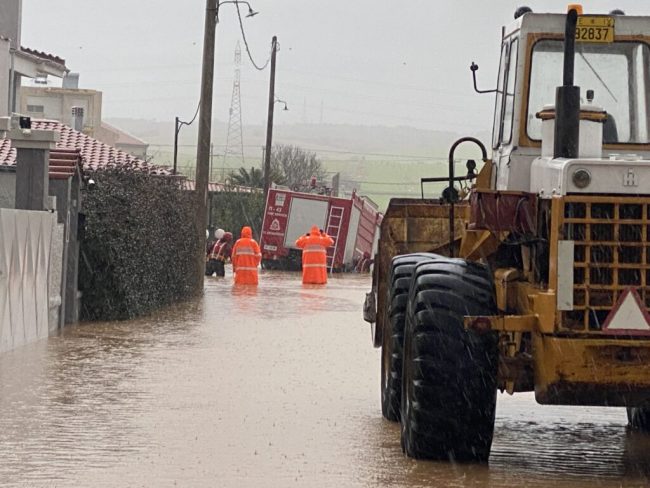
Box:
[95,124,148,158]
[117,143,148,159]
[19,87,103,136]
[0,38,11,116]
[0,208,60,354]
[0,0,21,49]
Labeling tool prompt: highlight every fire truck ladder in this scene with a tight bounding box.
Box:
[326,205,345,273]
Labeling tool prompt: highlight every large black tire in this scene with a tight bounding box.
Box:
[400,258,498,462]
[627,408,650,431]
[381,253,439,422]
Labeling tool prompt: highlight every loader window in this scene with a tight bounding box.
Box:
[501,38,519,144]
[492,42,509,149]
[527,40,650,144]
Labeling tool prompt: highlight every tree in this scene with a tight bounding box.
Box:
[230,166,264,188]
[271,144,325,190]
[209,191,265,241]
[230,165,285,189]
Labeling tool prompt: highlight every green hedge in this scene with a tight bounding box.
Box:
[79,170,200,321]
[208,191,265,240]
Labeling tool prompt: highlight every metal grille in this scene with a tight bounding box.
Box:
[561,197,650,332]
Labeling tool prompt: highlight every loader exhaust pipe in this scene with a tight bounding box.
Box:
[554,7,580,159]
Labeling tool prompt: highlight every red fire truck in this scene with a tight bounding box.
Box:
[260,188,382,271]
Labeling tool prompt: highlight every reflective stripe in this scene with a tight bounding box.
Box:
[237,266,258,271]
[303,264,326,268]
[305,245,325,251]
[235,249,255,255]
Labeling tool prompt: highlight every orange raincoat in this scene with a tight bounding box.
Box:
[232,226,261,285]
[295,225,334,284]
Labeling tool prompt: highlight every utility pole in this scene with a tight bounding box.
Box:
[263,35,278,198]
[210,143,214,181]
[194,0,218,292]
[173,116,179,175]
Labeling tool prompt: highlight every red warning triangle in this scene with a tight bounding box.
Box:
[602,288,650,335]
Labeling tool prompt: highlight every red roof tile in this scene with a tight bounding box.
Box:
[49,148,82,180]
[0,120,171,175]
[0,140,81,180]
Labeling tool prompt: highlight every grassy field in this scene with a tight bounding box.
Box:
[148,147,477,212]
[140,119,490,213]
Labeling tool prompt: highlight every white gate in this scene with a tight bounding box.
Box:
[0,209,58,353]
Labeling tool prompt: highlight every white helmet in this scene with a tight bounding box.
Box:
[214,228,225,240]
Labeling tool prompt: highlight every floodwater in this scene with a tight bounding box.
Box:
[0,271,649,487]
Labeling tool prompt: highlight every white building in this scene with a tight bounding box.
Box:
[0,0,68,116]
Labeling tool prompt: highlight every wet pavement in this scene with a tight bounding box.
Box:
[0,271,649,487]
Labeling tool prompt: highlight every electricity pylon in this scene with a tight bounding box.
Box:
[222,42,245,180]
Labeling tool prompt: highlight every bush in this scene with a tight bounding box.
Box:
[209,191,265,240]
[79,170,200,321]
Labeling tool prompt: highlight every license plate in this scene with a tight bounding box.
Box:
[576,16,614,43]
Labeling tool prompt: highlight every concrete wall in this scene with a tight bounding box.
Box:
[0,171,15,208]
[49,221,64,332]
[0,208,60,353]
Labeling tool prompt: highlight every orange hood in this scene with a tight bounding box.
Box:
[310,225,320,236]
[241,226,253,239]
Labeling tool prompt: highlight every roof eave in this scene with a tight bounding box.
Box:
[14,50,68,78]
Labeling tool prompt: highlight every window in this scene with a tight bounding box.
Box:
[492,42,509,149]
[527,40,650,144]
[26,104,44,113]
[501,38,519,144]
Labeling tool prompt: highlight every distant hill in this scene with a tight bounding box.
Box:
[108,118,492,210]
[107,117,490,160]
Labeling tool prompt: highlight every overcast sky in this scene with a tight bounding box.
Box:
[21,0,645,132]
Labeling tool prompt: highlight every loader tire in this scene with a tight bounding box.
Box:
[400,258,498,462]
[627,408,650,432]
[381,253,439,422]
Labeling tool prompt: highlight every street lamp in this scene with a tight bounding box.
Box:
[194,0,258,292]
[217,1,258,21]
[275,98,289,111]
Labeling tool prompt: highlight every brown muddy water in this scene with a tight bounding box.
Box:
[0,271,649,487]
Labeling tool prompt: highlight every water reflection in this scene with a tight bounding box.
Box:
[0,271,648,487]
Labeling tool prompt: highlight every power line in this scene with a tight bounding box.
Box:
[147,143,440,159]
[235,2,270,71]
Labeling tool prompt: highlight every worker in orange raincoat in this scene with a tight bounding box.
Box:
[295,225,334,284]
[232,226,262,285]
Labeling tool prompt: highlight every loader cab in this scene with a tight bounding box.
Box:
[491,9,650,191]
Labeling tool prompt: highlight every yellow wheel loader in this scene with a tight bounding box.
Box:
[364,5,650,462]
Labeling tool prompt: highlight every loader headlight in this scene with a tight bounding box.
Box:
[572,169,591,189]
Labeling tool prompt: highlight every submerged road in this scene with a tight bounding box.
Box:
[0,271,649,487]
